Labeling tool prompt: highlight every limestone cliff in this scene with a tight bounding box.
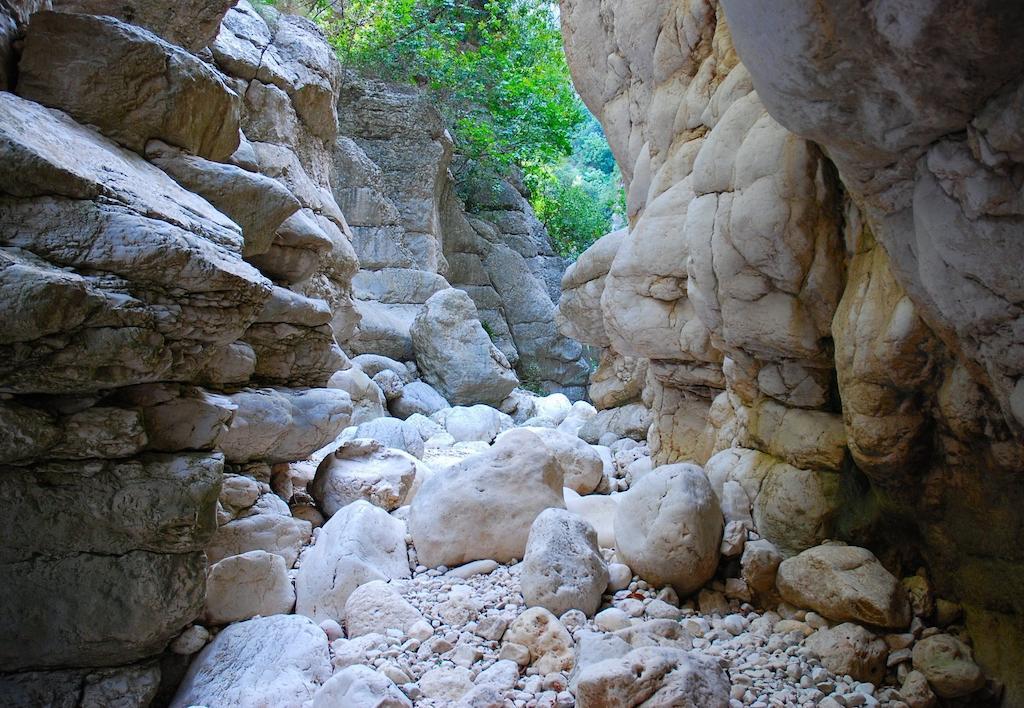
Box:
[0,1,587,703]
[558,0,1024,700]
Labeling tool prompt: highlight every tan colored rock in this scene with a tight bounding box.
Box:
[912,634,985,699]
[504,607,575,675]
[805,623,888,683]
[777,545,912,629]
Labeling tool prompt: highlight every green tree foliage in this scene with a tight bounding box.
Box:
[527,115,625,258]
[273,0,624,259]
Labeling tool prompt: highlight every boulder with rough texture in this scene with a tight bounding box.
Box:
[777,544,911,629]
[18,12,240,161]
[504,607,576,675]
[521,508,609,617]
[311,438,420,515]
[312,665,412,708]
[295,500,410,623]
[344,580,425,638]
[912,634,985,699]
[170,615,331,708]
[614,463,723,596]
[409,429,565,567]
[804,623,888,684]
[574,646,730,708]
[411,288,519,406]
[204,550,295,625]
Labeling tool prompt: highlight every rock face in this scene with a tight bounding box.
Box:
[559,0,1024,696]
[521,508,609,617]
[409,429,565,567]
[614,464,723,596]
[411,288,519,406]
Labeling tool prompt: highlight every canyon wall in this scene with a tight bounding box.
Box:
[0,1,586,703]
[559,0,1024,700]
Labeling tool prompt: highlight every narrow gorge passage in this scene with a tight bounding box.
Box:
[1,1,1022,707]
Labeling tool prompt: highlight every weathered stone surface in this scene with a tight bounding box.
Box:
[54,0,234,51]
[614,463,723,596]
[805,623,888,684]
[0,662,161,708]
[504,607,576,675]
[206,510,311,568]
[312,665,411,708]
[508,427,605,494]
[295,500,410,623]
[1,551,208,670]
[355,417,425,458]
[437,404,513,444]
[574,646,730,708]
[204,550,295,625]
[411,288,519,406]
[344,580,425,638]
[777,545,912,629]
[912,634,986,699]
[311,438,419,515]
[171,615,331,708]
[410,429,565,567]
[390,380,449,419]
[18,12,240,161]
[521,508,608,617]
[0,453,221,562]
[217,388,351,464]
[146,140,300,257]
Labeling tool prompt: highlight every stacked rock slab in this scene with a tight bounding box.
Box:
[0,1,358,702]
[335,74,590,397]
[559,0,1024,699]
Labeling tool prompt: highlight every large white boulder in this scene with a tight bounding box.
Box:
[506,427,605,494]
[312,665,411,708]
[574,646,730,708]
[435,404,513,443]
[776,544,911,629]
[295,500,410,623]
[521,508,609,617]
[564,488,618,548]
[344,580,425,638]
[204,550,295,625]
[310,439,419,515]
[170,615,331,708]
[409,429,565,567]
[309,668,409,708]
[614,463,723,595]
[410,288,519,406]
